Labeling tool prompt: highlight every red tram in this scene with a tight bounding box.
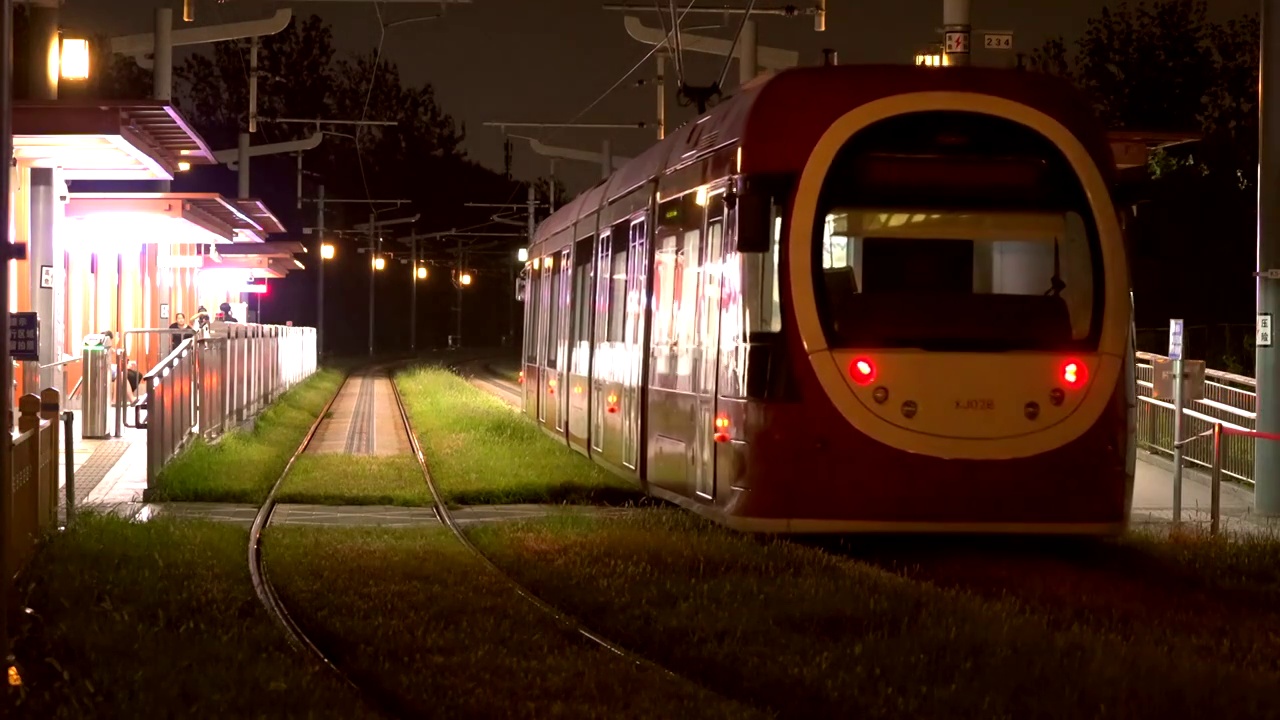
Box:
[519,64,1137,534]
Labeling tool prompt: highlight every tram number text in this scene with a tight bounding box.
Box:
[984,33,1014,50]
[955,399,995,411]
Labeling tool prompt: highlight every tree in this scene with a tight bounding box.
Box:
[174,14,533,352]
[1030,0,1258,187]
[1030,1,1261,368]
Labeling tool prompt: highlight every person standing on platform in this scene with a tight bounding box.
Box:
[169,312,193,353]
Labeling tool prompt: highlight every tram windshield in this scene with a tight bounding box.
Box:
[816,209,1097,351]
[811,110,1106,352]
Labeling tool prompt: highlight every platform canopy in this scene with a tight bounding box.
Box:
[12,100,216,181]
[209,240,308,278]
[1107,130,1200,172]
[65,193,287,244]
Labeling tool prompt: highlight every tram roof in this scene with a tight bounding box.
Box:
[533,64,1118,246]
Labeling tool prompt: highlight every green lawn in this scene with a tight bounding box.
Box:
[467,510,1280,719]
[147,369,345,504]
[395,366,642,506]
[265,525,759,719]
[4,514,375,718]
[275,454,433,506]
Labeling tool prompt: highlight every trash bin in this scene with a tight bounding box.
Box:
[81,334,110,439]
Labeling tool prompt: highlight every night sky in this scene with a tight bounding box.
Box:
[62,0,1260,195]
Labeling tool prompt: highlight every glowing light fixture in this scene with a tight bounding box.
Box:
[416,266,427,280]
[914,45,949,68]
[1062,360,1087,387]
[695,186,708,206]
[321,243,335,260]
[848,357,877,386]
[518,247,529,262]
[177,161,191,172]
[460,272,473,286]
[60,38,90,80]
[373,257,385,270]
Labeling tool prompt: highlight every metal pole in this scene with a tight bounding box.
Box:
[368,213,375,358]
[237,132,250,198]
[1,0,14,677]
[154,7,173,193]
[1256,0,1280,516]
[739,18,757,85]
[943,0,971,67]
[1210,422,1223,536]
[456,237,463,347]
[316,185,325,356]
[549,160,558,213]
[656,50,665,140]
[248,36,259,133]
[295,152,302,209]
[410,234,417,353]
[1172,355,1185,527]
[601,139,612,180]
[63,411,75,526]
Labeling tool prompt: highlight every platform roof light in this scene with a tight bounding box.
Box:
[373,256,385,270]
[177,161,191,172]
[321,243,335,260]
[460,272,472,286]
[60,38,90,80]
[416,265,427,280]
[517,247,529,262]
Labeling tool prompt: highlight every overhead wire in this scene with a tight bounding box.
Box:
[716,0,757,90]
[354,1,389,220]
[555,0,699,136]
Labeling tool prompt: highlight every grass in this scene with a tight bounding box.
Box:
[3,514,375,719]
[147,368,345,504]
[468,510,1280,719]
[275,453,433,506]
[395,365,642,506]
[265,525,761,719]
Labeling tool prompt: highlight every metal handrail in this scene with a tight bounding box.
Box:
[141,322,318,487]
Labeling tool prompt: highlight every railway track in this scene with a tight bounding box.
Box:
[247,358,728,718]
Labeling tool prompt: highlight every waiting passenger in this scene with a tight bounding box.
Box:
[219,302,239,323]
[169,313,193,352]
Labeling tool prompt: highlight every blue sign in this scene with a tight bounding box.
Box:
[9,312,39,362]
[1168,318,1185,360]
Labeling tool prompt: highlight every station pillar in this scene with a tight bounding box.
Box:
[27,168,64,392]
[1256,0,1280,516]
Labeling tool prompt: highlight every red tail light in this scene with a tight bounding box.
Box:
[1062,360,1086,387]
[713,413,730,443]
[606,393,619,414]
[848,357,876,386]
[518,371,524,384]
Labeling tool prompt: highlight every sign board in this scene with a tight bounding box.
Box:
[1168,318,1184,360]
[9,312,39,362]
[944,31,970,54]
[1255,269,1280,279]
[1152,357,1206,401]
[1260,313,1274,348]
[159,303,170,321]
[984,33,1014,50]
[39,265,54,289]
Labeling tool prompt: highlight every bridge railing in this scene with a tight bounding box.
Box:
[1135,351,1257,485]
[143,323,317,486]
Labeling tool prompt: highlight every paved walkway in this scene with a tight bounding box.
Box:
[308,372,410,455]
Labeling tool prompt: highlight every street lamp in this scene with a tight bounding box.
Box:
[416,265,427,280]
[59,37,90,80]
[459,272,473,286]
[517,247,529,262]
[321,243,335,260]
[373,256,385,271]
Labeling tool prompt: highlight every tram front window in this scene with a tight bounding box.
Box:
[816,209,1098,351]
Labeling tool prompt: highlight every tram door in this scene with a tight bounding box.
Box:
[622,218,648,470]
[693,193,726,500]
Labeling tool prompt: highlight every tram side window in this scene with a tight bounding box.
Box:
[524,267,540,363]
[744,202,783,334]
[545,260,560,369]
[608,236,628,343]
[571,239,594,374]
[653,233,678,348]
